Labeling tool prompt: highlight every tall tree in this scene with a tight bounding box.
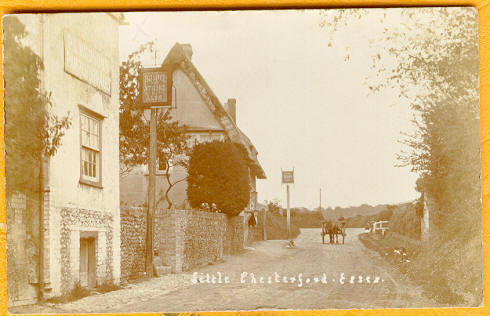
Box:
[3,16,71,197]
[119,42,190,209]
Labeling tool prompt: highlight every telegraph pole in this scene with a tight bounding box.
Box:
[319,188,322,210]
[286,184,291,240]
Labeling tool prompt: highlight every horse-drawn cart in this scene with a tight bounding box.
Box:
[321,220,346,244]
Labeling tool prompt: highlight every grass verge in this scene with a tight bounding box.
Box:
[359,232,482,306]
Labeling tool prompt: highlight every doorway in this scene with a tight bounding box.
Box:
[79,238,96,288]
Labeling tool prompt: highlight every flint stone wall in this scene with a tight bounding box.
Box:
[120,208,244,280]
[120,208,147,281]
[59,208,114,293]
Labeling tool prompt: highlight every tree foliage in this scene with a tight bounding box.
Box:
[3,16,71,197]
[187,141,251,216]
[387,10,481,303]
[374,9,478,236]
[321,8,481,304]
[392,10,480,238]
[119,42,190,209]
[265,199,282,215]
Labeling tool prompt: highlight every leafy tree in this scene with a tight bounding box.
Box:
[375,208,393,222]
[265,199,282,215]
[119,42,190,209]
[3,16,71,197]
[321,8,481,304]
[391,10,479,238]
[187,141,251,216]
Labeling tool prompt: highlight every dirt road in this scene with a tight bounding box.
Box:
[11,228,440,313]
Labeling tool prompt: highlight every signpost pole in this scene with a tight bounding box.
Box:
[140,65,173,279]
[282,169,293,242]
[146,107,157,278]
[287,183,291,241]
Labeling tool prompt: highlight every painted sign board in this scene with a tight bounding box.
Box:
[138,67,173,108]
[64,31,112,95]
[282,170,294,184]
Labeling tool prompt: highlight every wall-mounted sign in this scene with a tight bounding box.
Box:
[282,170,294,184]
[138,67,173,108]
[64,31,111,95]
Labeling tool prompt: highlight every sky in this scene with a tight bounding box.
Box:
[119,9,423,209]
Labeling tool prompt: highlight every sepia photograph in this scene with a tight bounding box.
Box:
[2,7,483,313]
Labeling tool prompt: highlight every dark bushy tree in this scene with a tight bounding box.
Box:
[3,16,71,197]
[187,141,250,216]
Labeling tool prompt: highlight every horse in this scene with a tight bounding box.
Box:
[332,223,346,244]
[337,222,346,245]
[322,221,345,245]
[332,224,340,244]
[339,224,346,244]
[321,221,335,244]
[321,221,329,244]
[328,222,335,244]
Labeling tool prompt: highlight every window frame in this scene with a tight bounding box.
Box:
[156,154,170,175]
[79,105,104,188]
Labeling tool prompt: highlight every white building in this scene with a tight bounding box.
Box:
[6,13,123,305]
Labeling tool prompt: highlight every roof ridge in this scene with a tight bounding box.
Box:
[162,43,266,179]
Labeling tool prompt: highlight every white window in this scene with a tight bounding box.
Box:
[80,111,101,186]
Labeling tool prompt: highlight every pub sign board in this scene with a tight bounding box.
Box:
[282,170,294,184]
[138,67,173,108]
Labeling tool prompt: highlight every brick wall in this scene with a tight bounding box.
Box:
[7,192,119,304]
[120,208,244,281]
[6,192,40,306]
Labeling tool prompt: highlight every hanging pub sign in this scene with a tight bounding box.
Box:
[138,67,173,108]
[282,170,294,184]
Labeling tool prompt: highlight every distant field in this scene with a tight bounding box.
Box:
[321,204,389,222]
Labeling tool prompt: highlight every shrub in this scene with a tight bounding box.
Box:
[408,225,483,305]
[388,203,421,240]
[187,141,251,216]
[46,282,90,304]
[97,281,122,294]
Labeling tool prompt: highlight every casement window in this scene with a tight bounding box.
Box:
[157,153,168,173]
[156,152,173,175]
[80,109,102,187]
